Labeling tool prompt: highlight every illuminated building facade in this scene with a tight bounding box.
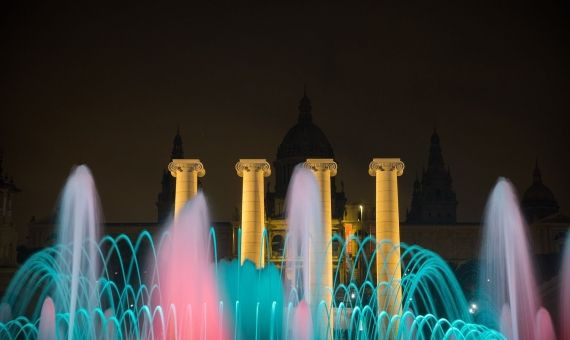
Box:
[19,93,570,295]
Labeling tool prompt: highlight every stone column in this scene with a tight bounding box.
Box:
[236,159,271,268]
[369,158,405,316]
[168,159,206,217]
[304,158,336,335]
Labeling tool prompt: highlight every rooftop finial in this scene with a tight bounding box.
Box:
[171,126,184,159]
[533,157,542,183]
[430,128,440,144]
[298,85,312,123]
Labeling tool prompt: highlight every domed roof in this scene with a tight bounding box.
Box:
[276,93,334,159]
[522,163,558,207]
[521,161,559,223]
[522,182,557,205]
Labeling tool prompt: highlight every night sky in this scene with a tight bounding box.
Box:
[1,1,568,230]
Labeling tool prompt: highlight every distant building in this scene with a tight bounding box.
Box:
[263,91,347,280]
[406,130,457,224]
[521,160,559,223]
[20,92,570,290]
[0,151,19,267]
[266,90,346,220]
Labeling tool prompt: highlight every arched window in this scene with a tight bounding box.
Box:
[271,234,284,257]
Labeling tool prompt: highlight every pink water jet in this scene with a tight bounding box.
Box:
[291,300,313,340]
[535,307,555,340]
[561,235,570,340]
[38,297,55,340]
[480,178,554,339]
[152,193,228,339]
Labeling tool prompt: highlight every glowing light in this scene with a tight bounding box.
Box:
[0,164,509,339]
[469,302,478,314]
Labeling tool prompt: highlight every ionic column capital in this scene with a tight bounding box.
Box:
[303,158,338,176]
[235,159,271,177]
[168,159,206,177]
[368,158,405,176]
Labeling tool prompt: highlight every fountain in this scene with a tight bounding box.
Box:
[478,178,556,340]
[0,165,567,339]
[284,166,329,338]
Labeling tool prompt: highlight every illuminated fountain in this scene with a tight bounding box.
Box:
[477,178,557,340]
[0,164,567,339]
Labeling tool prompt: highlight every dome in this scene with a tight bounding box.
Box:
[276,94,334,159]
[269,91,342,217]
[277,121,334,159]
[522,182,558,208]
[521,161,559,221]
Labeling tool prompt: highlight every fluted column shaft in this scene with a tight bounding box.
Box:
[369,158,405,316]
[236,159,271,268]
[168,159,206,217]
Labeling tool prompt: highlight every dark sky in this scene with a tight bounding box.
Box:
[1,1,568,229]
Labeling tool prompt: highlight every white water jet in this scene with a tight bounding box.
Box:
[56,165,101,338]
[479,178,554,340]
[285,165,325,336]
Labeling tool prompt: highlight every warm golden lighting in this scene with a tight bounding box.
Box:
[236,159,271,268]
[168,159,206,218]
[369,158,405,316]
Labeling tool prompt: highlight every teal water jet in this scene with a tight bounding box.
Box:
[0,165,538,339]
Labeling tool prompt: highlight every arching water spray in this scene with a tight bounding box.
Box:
[0,166,513,339]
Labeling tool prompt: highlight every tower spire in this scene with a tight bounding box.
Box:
[171,127,184,159]
[428,129,443,170]
[298,86,312,123]
[533,158,542,183]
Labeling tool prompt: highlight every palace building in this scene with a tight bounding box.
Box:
[13,92,570,294]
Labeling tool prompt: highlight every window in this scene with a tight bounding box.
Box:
[271,234,284,257]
